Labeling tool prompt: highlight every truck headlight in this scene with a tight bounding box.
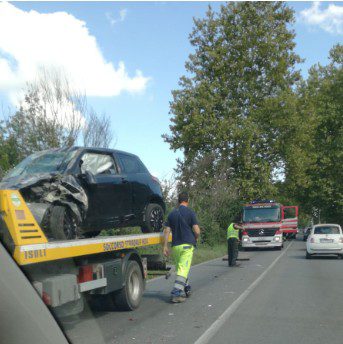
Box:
[243,237,249,242]
[274,236,281,242]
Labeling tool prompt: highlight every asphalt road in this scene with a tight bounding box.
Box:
[64,239,343,344]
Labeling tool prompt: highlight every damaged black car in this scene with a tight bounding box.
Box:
[0,147,166,240]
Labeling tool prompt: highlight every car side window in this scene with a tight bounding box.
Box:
[118,154,147,174]
[81,153,117,175]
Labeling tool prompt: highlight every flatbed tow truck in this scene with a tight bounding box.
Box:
[0,189,170,316]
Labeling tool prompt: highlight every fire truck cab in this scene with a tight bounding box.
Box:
[241,200,298,250]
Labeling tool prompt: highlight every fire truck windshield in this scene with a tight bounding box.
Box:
[243,206,280,223]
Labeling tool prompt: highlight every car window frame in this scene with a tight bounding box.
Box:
[116,152,148,174]
[72,150,122,177]
[313,225,341,235]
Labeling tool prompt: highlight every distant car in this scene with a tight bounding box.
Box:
[0,147,166,239]
[303,227,311,241]
[306,224,343,259]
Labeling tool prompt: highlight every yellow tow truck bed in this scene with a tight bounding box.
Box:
[0,190,169,265]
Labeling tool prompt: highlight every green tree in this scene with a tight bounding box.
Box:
[5,67,86,163]
[1,67,114,176]
[295,45,343,224]
[164,2,302,201]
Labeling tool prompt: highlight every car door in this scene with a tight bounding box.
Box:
[282,205,298,228]
[80,151,132,228]
[116,153,150,221]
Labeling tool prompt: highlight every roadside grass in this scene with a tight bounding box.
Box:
[99,228,227,277]
[138,242,227,279]
[138,242,226,266]
[192,243,227,265]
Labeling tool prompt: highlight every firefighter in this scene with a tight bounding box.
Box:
[163,191,200,303]
[227,218,243,267]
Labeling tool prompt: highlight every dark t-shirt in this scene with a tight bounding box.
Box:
[165,205,198,247]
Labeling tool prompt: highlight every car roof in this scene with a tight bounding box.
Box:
[44,146,139,158]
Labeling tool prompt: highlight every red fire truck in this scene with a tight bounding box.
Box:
[241,200,298,250]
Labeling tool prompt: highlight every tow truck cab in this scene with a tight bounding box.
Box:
[241,200,298,249]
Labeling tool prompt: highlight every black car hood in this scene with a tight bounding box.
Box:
[0,173,88,224]
[0,173,58,190]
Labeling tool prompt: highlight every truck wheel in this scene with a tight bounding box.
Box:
[141,203,164,233]
[306,251,312,259]
[114,260,143,311]
[49,205,78,240]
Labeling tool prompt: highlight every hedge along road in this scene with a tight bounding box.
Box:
[64,239,343,344]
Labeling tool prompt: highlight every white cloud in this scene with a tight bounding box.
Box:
[0,3,149,103]
[119,9,128,22]
[105,12,116,26]
[105,8,127,27]
[300,1,343,35]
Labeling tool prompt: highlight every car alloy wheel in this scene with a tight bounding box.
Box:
[149,207,164,232]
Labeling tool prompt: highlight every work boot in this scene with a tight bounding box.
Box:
[184,285,192,298]
[171,295,186,303]
[170,288,186,303]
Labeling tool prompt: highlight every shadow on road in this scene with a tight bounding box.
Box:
[143,290,171,303]
[291,255,340,260]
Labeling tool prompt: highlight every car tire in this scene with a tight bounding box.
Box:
[306,251,312,259]
[49,205,78,240]
[113,260,143,311]
[83,231,101,238]
[141,203,164,233]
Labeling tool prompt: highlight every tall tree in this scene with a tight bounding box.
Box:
[6,67,86,162]
[83,108,114,148]
[294,45,343,223]
[2,67,114,173]
[164,2,302,200]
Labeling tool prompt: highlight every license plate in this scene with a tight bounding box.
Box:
[320,239,334,243]
[255,237,268,241]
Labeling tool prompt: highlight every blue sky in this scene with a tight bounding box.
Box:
[0,2,342,179]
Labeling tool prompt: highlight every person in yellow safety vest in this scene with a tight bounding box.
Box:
[227,219,243,267]
[163,191,201,303]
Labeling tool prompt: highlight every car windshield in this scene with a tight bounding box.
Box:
[4,150,77,178]
[314,226,340,235]
[243,207,280,223]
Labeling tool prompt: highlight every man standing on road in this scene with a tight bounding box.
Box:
[163,191,200,303]
[227,218,243,267]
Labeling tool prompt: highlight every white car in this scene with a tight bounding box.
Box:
[306,224,343,259]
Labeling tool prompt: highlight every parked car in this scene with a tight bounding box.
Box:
[303,227,311,241]
[0,147,166,239]
[306,224,343,259]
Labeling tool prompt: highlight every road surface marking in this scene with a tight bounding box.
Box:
[194,242,293,344]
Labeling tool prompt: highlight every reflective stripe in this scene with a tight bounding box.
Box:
[174,275,187,290]
[174,283,184,291]
[227,223,239,239]
[175,280,187,287]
